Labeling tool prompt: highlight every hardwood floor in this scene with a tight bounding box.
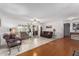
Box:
[17,37,79,56]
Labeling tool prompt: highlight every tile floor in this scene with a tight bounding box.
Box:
[0,36,55,56]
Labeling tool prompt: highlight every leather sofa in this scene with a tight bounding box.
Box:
[41,31,53,38]
[20,32,29,40]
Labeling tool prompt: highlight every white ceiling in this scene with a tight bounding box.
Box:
[0,3,79,22]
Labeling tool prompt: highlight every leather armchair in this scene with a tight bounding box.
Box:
[3,33,22,55]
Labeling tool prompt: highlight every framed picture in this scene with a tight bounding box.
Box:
[73,23,79,30]
[46,25,52,28]
[77,24,79,30]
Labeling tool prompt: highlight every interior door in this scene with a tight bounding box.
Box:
[64,23,70,37]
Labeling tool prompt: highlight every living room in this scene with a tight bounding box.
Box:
[0,3,79,56]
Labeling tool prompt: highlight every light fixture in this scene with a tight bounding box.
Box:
[31,17,39,22]
[30,17,41,25]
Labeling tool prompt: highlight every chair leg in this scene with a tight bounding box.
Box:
[17,46,20,52]
[8,48,11,55]
[73,50,76,56]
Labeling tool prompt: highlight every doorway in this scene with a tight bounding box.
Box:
[33,25,38,36]
[64,23,70,37]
